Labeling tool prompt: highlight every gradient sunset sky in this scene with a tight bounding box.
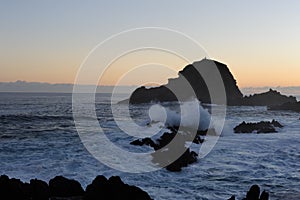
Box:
[1,0,299,87]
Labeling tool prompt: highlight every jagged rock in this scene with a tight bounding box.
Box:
[127,59,243,105]
[234,120,283,134]
[242,89,297,106]
[84,175,152,200]
[0,175,152,200]
[0,175,28,200]
[130,137,157,148]
[259,190,269,200]
[227,195,236,200]
[164,149,198,172]
[130,127,204,171]
[268,101,300,112]
[49,176,84,198]
[242,185,269,200]
[245,184,260,200]
[29,179,49,200]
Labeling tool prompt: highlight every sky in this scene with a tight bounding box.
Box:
[1,0,300,87]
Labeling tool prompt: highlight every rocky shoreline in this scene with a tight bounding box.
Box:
[0,174,271,200]
[0,174,152,200]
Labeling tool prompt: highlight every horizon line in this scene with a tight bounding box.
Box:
[1,80,300,89]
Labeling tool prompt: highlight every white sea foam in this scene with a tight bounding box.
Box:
[149,100,211,131]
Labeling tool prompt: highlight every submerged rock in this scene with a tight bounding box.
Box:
[234,120,283,134]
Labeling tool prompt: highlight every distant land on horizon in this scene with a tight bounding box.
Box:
[1,81,300,97]
[0,80,138,94]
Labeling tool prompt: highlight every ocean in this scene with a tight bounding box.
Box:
[0,92,299,200]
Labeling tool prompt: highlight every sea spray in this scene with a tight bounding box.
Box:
[148,99,211,131]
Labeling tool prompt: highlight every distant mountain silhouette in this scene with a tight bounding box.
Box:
[125,59,297,106]
[0,81,137,93]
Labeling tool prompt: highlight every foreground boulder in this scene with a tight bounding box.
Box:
[268,101,300,112]
[0,175,152,200]
[49,176,84,198]
[0,175,274,200]
[0,175,29,200]
[29,179,50,200]
[84,175,152,200]
[234,120,283,133]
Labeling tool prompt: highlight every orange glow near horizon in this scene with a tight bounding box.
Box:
[1,58,300,88]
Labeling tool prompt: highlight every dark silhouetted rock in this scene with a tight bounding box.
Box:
[234,120,283,134]
[268,101,300,112]
[130,126,204,171]
[130,139,145,146]
[29,179,49,200]
[120,59,298,107]
[0,175,28,200]
[228,195,236,200]
[242,185,269,200]
[163,149,198,172]
[49,176,84,198]
[130,137,157,148]
[0,175,152,200]
[84,175,152,200]
[245,184,260,200]
[242,89,297,106]
[127,59,243,105]
[259,190,269,200]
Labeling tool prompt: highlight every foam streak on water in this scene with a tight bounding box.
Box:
[0,93,299,200]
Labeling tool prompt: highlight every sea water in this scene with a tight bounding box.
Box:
[0,92,299,200]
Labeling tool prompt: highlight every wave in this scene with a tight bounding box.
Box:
[149,99,211,131]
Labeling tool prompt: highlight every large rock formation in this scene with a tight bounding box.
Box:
[129,59,243,105]
[123,59,298,106]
